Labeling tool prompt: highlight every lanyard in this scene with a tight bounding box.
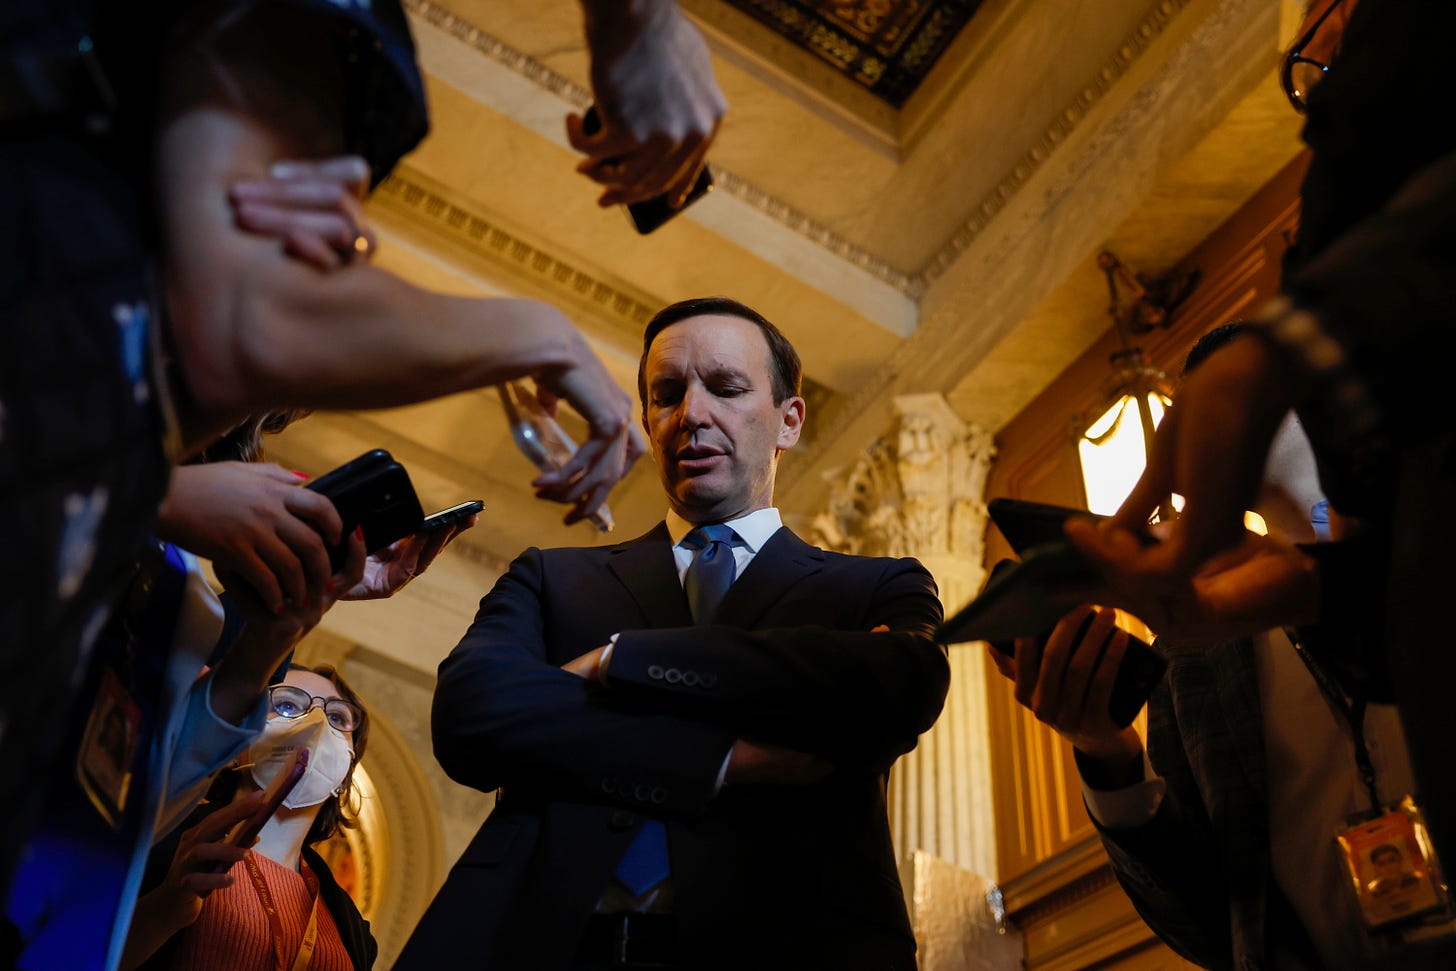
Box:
[1285,628,1382,813]
[242,851,321,971]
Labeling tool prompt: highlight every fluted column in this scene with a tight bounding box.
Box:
[811,393,997,873]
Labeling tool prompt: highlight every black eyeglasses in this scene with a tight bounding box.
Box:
[1281,0,1343,112]
[267,684,362,732]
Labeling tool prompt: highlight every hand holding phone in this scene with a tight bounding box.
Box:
[948,556,1166,728]
[422,499,484,532]
[581,106,713,234]
[499,382,614,532]
[227,748,307,846]
[305,450,425,569]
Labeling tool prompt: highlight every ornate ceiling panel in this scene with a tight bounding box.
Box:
[718,0,987,106]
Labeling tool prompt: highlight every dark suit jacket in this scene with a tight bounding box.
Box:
[396,524,948,971]
[1092,639,1321,971]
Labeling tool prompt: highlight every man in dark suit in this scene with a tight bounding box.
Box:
[396,297,950,971]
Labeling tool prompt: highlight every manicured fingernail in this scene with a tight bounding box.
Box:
[354,526,364,540]
[292,470,309,480]
[325,580,336,595]
[274,601,287,615]
[270,161,301,178]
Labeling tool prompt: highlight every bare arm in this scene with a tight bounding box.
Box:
[156,7,639,515]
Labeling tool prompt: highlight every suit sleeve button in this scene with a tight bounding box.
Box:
[650,787,667,805]
[633,783,651,802]
[702,673,718,689]
[682,671,700,687]
[647,665,665,680]
[665,668,682,684]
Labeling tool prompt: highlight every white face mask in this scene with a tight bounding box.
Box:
[248,707,355,810]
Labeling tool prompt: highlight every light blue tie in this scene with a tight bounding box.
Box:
[611,524,739,897]
[682,523,738,624]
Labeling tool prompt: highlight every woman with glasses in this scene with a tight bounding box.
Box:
[123,664,376,971]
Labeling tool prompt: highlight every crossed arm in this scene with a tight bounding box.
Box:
[432,551,948,816]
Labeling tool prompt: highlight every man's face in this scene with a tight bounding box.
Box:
[1372,848,1404,881]
[641,314,804,524]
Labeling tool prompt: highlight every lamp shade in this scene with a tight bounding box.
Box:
[1077,390,1170,515]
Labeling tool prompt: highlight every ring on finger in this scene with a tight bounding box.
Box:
[339,218,373,262]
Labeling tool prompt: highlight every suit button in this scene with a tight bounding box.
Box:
[665,668,682,684]
[601,777,618,794]
[634,783,651,802]
[609,810,636,830]
[647,665,665,680]
[682,671,700,687]
[701,673,718,689]
[650,787,667,805]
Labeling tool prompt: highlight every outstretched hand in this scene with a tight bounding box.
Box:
[1066,521,1320,647]
[340,514,478,600]
[1097,334,1300,590]
[568,0,726,208]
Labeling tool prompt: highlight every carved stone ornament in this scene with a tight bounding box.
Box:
[811,392,994,610]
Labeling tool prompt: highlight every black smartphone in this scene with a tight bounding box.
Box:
[581,106,714,234]
[936,544,1096,646]
[944,556,1167,728]
[625,165,713,234]
[422,499,484,532]
[989,497,1160,555]
[989,498,1105,551]
[305,450,425,569]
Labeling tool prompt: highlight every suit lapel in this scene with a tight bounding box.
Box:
[606,523,694,629]
[716,527,825,629]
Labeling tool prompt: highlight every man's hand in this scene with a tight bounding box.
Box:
[340,514,478,600]
[1088,334,1300,591]
[569,0,726,208]
[724,740,832,786]
[562,645,611,683]
[229,155,376,270]
[157,462,342,614]
[1066,524,1321,647]
[987,606,1145,775]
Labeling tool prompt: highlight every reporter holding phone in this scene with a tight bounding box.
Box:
[994,325,1451,970]
[123,665,375,971]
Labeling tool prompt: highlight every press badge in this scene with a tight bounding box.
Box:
[75,669,140,830]
[1337,796,1452,932]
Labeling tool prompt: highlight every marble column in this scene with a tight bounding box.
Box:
[810,393,1019,968]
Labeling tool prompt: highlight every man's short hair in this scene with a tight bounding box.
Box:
[638,297,802,407]
[1182,321,1249,377]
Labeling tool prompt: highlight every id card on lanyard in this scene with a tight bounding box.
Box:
[1290,632,1456,935]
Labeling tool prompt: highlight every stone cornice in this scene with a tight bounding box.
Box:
[403,0,919,298]
[916,0,1195,288]
[373,166,659,341]
[402,0,1194,301]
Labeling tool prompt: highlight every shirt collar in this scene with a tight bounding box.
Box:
[666,507,783,553]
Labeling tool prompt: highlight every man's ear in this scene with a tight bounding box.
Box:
[777,396,806,450]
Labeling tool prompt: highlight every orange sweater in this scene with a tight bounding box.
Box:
[167,851,353,971]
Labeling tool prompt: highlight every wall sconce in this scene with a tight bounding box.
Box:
[1076,252,1198,518]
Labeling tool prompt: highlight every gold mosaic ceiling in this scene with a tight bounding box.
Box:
[719,0,987,106]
